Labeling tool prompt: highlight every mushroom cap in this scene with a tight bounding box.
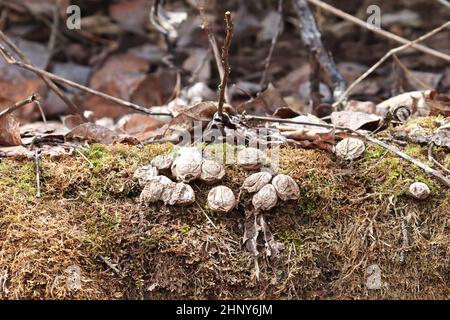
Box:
[252,184,278,211]
[151,154,174,170]
[335,137,365,160]
[200,159,225,184]
[207,186,236,213]
[271,174,300,201]
[237,147,268,170]
[171,147,203,182]
[133,165,159,187]
[139,175,175,205]
[242,171,273,193]
[409,182,430,200]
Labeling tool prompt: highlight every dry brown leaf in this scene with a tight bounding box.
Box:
[331,111,382,131]
[66,123,118,145]
[0,114,22,146]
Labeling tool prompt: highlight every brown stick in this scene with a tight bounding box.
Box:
[0,30,87,121]
[333,21,450,107]
[293,0,347,103]
[0,44,173,117]
[198,6,224,82]
[307,0,450,63]
[217,11,233,117]
[244,114,450,187]
[0,94,40,118]
[260,0,284,89]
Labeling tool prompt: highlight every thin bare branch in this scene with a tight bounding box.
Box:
[0,94,40,118]
[260,0,284,89]
[435,0,450,8]
[333,21,450,107]
[218,11,233,117]
[294,0,346,102]
[0,30,87,120]
[307,0,450,63]
[0,44,173,117]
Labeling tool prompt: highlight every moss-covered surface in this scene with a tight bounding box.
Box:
[0,142,448,299]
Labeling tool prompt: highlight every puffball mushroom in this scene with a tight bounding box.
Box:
[237,147,268,170]
[207,186,236,213]
[200,159,225,184]
[171,147,202,182]
[242,171,272,193]
[151,154,173,171]
[139,175,175,205]
[166,182,195,205]
[271,174,300,201]
[133,165,159,187]
[252,184,278,211]
[409,182,430,200]
[335,137,365,160]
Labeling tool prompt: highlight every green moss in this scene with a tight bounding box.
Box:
[365,144,386,159]
[404,144,424,159]
[179,224,190,235]
[277,230,302,251]
[0,161,9,173]
[83,144,110,173]
[406,117,438,130]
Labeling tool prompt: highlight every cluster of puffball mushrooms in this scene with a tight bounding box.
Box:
[135,146,300,213]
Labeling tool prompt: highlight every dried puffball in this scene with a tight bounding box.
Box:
[271,174,300,201]
[171,147,202,182]
[242,171,273,193]
[139,175,175,205]
[252,184,278,211]
[335,137,365,160]
[237,147,268,170]
[409,182,430,200]
[207,186,236,213]
[200,159,225,184]
[133,165,159,187]
[166,182,195,206]
[151,154,173,170]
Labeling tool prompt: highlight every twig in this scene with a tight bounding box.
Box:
[34,100,47,123]
[0,31,87,121]
[294,0,347,103]
[47,0,60,54]
[244,114,450,187]
[307,0,450,63]
[260,0,284,89]
[392,55,433,90]
[98,255,121,275]
[196,202,218,229]
[217,11,233,117]
[428,143,450,175]
[75,148,94,168]
[333,21,450,108]
[198,6,224,82]
[0,94,40,118]
[34,148,41,198]
[436,0,450,8]
[0,44,173,117]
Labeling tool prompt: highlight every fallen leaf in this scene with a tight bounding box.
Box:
[116,113,166,135]
[331,111,382,131]
[237,83,288,116]
[66,123,118,145]
[0,114,22,146]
